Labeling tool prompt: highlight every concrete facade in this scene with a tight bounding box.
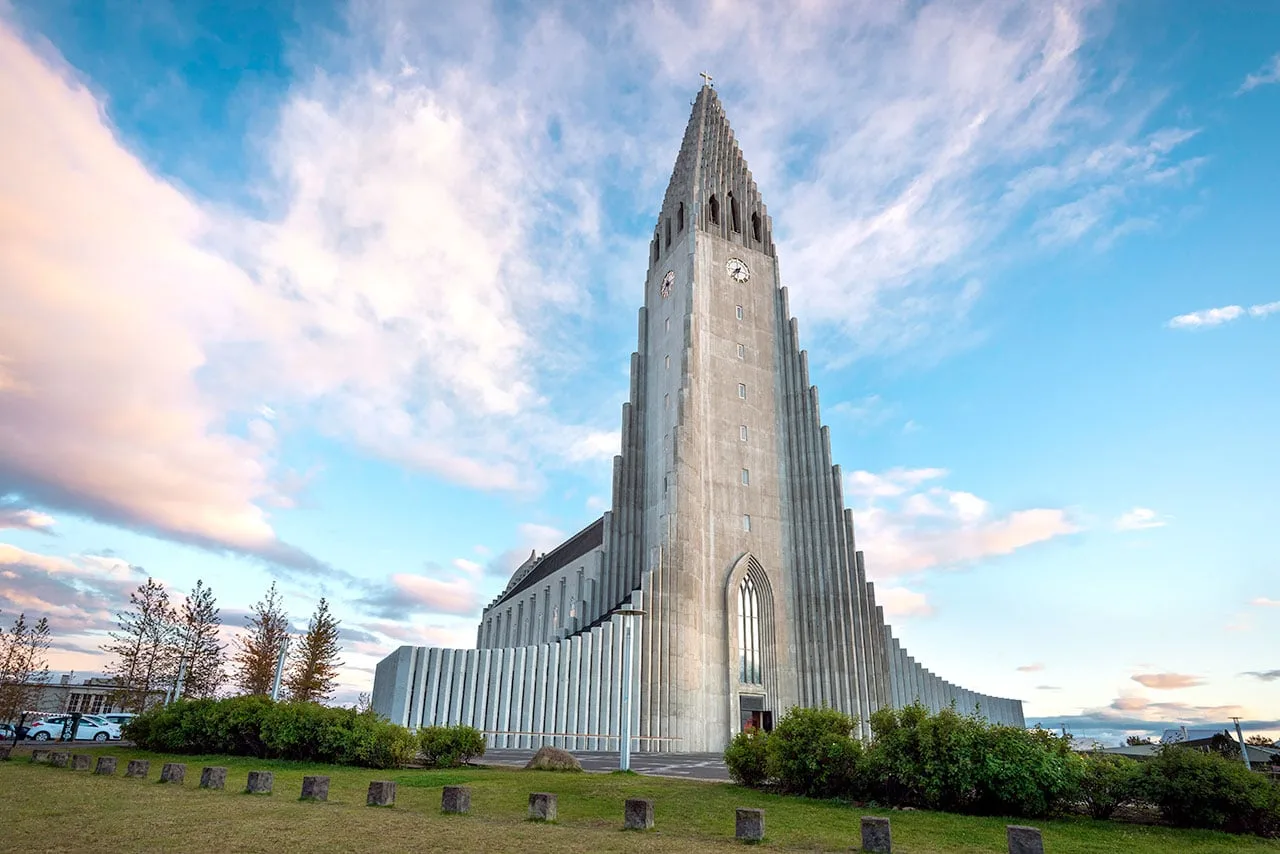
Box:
[372,86,1025,751]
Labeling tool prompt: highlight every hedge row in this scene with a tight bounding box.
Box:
[125,697,419,769]
[725,704,1280,837]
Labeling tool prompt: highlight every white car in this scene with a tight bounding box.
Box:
[27,714,122,742]
[100,712,137,729]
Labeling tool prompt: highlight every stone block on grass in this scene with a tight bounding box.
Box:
[94,756,117,775]
[160,763,186,784]
[300,776,330,802]
[367,780,396,807]
[0,745,12,761]
[50,752,70,767]
[624,798,654,830]
[736,808,765,843]
[1007,825,1044,854]
[441,785,471,814]
[199,766,227,790]
[861,816,892,853]
[125,760,150,779]
[246,770,273,794]
[71,754,92,771]
[30,749,50,763]
[528,792,557,822]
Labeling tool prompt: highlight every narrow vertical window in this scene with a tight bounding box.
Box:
[677,202,685,232]
[665,217,672,249]
[751,211,762,242]
[739,577,761,684]
[708,194,720,225]
[665,354,670,370]
[742,514,751,532]
[729,191,741,233]
[736,305,744,320]
[665,317,670,333]
[741,469,750,485]
[738,383,747,399]
[740,425,748,441]
[737,343,745,359]
[653,231,660,263]
[664,393,670,409]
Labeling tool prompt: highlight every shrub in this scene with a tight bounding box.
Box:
[865,703,1079,818]
[1078,752,1141,819]
[123,696,416,769]
[724,728,771,787]
[970,724,1081,818]
[1140,745,1280,837]
[766,706,863,798]
[419,725,487,768]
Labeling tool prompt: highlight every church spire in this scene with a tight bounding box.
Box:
[653,82,774,262]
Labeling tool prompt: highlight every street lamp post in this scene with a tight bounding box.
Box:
[270,637,292,702]
[613,608,645,771]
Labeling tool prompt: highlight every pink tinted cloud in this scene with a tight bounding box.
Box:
[384,574,478,617]
[845,468,1079,577]
[1132,673,1204,690]
[0,25,313,567]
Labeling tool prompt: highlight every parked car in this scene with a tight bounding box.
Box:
[26,715,121,742]
[100,712,137,729]
[0,722,33,740]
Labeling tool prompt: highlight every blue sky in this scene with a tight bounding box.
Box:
[0,0,1276,745]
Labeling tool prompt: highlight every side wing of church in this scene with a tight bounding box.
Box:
[372,85,1025,753]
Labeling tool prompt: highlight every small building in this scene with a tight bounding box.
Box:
[12,674,166,717]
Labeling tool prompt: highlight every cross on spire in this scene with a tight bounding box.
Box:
[699,71,714,88]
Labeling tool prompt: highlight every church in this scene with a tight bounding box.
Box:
[372,83,1025,753]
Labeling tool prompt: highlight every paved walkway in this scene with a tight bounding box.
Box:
[481,749,731,781]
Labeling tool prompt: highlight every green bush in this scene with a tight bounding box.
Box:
[971,724,1081,818]
[418,725,487,768]
[1078,752,1141,819]
[766,706,864,798]
[124,697,416,769]
[866,703,1079,818]
[1140,746,1280,837]
[724,728,771,787]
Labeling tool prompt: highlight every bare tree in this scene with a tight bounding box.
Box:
[285,598,344,703]
[174,580,226,699]
[0,611,52,720]
[233,582,291,696]
[102,578,178,712]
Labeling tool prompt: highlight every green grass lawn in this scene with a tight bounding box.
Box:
[2,745,1277,853]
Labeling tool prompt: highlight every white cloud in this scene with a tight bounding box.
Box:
[451,558,482,574]
[1250,300,1280,318]
[845,467,949,500]
[1251,597,1280,608]
[0,26,311,566]
[1236,54,1280,95]
[1115,506,1168,531]
[1167,300,1279,329]
[1017,663,1045,673]
[846,468,1079,577]
[0,505,55,533]
[878,586,934,618]
[1168,305,1244,328]
[0,1,1208,562]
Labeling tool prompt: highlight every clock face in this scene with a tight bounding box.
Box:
[726,258,750,283]
[660,270,674,298]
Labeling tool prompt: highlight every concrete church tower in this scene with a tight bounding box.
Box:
[372,85,1025,752]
